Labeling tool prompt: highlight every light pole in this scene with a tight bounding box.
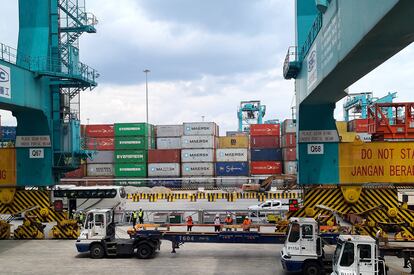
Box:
[143,69,150,125]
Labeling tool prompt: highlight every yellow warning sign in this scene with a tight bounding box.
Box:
[339,142,414,183]
[0,149,16,185]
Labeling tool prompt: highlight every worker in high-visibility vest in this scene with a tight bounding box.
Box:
[186,216,193,232]
[132,211,138,227]
[79,212,85,227]
[224,214,233,231]
[138,208,144,224]
[242,216,251,232]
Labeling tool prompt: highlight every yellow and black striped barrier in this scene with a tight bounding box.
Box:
[0,220,10,239]
[128,191,301,202]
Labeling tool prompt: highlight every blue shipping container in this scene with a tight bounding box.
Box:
[250,148,282,161]
[0,126,16,141]
[215,162,249,176]
[147,180,182,188]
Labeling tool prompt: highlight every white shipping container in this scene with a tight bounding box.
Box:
[216,149,248,162]
[283,161,297,175]
[181,135,216,149]
[183,122,218,136]
[148,163,180,177]
[156,125,183,137]
[216,177,248,187]
[87,163,114,177]
[356,133,372,142]
[181,149,215,162]
[87,151,114,164]
[282,119,296,134]
[156,137,181,149]
[182,162,215,176]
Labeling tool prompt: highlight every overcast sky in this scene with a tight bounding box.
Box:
[1,1,414,133]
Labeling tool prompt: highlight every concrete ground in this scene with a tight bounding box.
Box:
[0,239,410,275]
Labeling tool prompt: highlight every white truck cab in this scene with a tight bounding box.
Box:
[281,217,324,274]
[248,200,285,211]
[331,235,387,275]
[78,208,115,240]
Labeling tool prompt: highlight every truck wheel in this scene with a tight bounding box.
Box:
[90,243,105,259]
[136,243,154,259]
[303,261,321,275]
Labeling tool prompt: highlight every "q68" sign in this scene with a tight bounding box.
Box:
[307,144,324,155]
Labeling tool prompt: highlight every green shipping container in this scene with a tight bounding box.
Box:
[114,150,147,163]
[114,123,154,137]
[115,136,155,150]
[115,163,147,177]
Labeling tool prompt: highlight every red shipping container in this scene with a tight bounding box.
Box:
[63,164,86,178]
[250,161,282,175]
[250,136,280,148]
[281,133,296,148]
[250,124,280,136]
[282,148,296,161]
[347,119,368,133]
[148,149,181,163]
[84,124,114,138]
[86,137,114,151]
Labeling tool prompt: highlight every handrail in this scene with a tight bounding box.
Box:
[0,42,98,84]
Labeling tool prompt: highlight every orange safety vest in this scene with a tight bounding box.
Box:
[242,219,251,226]
[187,217,193,225]
[224,218,233,224]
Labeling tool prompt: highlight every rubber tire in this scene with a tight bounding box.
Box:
[303,261,321,275]
[136,243,154,259]
[90,243,105,259]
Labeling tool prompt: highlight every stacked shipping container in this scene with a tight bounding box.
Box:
[84,124,115,179]
[114,123,154,179]
[281,119,297,175]
[147,125,183,188]
[250,124,282,176]
[181,122,218,188]
[215,136,249,187]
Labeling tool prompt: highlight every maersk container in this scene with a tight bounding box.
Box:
[114,123,154,137]
[250,161,282,175]
[216,177,248,187]
[86,137,114,151]
[183,122,218,136]
[148,149,180,163]
[216,148,248,162]
[284,161,297,175]
[225,131,248,137]
[250,136,280,148]
[148,163,180,177]
[182,162,215,176]
[281,119,296,135]
[87,163,115,177]
[218,136,249,148]
[155,125,183,137]
[250,148,282,161]
[87,151,114,164]
[215,162,249,177]
[281,133,296,148]
[282,148,296,161]
[147,179,182,188]
[0,126,16,140]
[181,135,216,149]
[115,163,147,177]
[114,150,146,163]
[156,137,181,149]
[115,136,154,150]
[84,124,114,138]
[181,149,215,162]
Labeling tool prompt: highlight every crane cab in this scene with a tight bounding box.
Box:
[332,235,387,275]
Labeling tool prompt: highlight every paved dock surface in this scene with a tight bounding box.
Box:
[0,240,410,275]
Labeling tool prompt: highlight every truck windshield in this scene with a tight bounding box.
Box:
[340,242,354,267]
[333,240,343,266]
[288,222,300,242]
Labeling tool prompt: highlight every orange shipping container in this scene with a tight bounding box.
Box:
[0,149,16,186]
[250,124,280,136]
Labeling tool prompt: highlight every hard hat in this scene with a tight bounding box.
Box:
[216,214,219,217]
[245,216,249,219]
[227,214,230,217]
